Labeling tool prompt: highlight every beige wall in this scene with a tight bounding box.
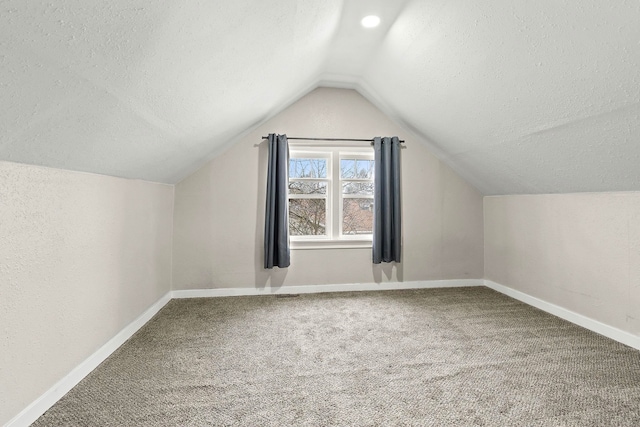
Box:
[0,161,174,425]
[172,88,484,290]
[485,193,640,336]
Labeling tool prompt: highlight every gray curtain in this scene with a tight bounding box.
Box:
[373,136,402,263]
[264,133,290,269]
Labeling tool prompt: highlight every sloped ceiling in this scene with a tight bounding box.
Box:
[1,0,639,194]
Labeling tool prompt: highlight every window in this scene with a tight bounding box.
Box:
[288,146,374,248]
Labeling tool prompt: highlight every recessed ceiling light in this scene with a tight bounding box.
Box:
[361,15,380,28]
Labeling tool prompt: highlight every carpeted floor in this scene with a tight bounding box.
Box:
[33,287,640,426]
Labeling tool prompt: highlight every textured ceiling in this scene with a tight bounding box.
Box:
[1,0,639,194]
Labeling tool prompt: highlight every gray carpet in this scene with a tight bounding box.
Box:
[33,287,640,426]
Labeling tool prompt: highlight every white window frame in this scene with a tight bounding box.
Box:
[289,145,374,250]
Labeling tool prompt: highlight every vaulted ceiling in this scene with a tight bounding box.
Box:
[1,0,639,194]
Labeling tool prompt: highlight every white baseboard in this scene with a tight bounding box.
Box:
[16,278,638,427]
[5,292,173,427]
[170,279,483,299]
[484,279,640,351]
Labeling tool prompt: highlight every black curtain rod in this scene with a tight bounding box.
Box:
[261,136,405,143]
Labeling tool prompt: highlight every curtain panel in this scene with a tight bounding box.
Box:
[373,136,402,263]
[264,133,290,269]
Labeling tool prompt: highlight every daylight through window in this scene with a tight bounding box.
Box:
[288,146,374,243]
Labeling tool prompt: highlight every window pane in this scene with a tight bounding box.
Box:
[342,198,373,235]
[289,199,326,236]
[340,159,356,178]
[289,158,327,178]
[342,182,374,195]
[341,159,374,179]
[289,181,327,195]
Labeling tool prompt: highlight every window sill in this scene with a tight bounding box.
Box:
[291,239,372,250]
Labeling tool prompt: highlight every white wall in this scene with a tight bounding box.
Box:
[0,161,174,425]
[172,88,484,290]
[484,193,640,336]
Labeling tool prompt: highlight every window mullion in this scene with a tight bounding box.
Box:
[332,150,341,239]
